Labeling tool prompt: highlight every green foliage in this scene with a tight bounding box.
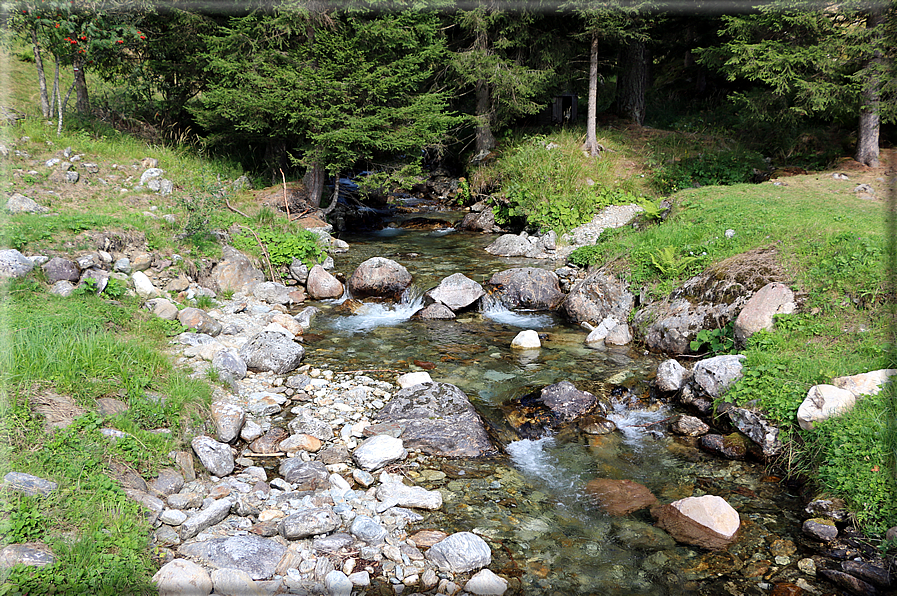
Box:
[231,226,325,272]
[717,361,807,426]
[0,213,120,252]
[102,277,127,299]
[651,149,766,194]
[71,277,98,296]
[492,135,646,234]
[807,232,884,307]
[568,243,607,268]
[194,294,215,310]
[0,496,48,545]
[690,322,735,355]
[807,389,897,534]
[178,192,223,239]
[650,245,705,278]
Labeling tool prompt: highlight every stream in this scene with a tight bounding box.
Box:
[297,211,814,595]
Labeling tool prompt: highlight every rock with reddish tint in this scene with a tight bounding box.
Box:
[841,560,893,589]
[347,257,412,300]
[585,478,658,515]
[819,569,878,596]
[279,433,322,454]
[177,307,222,336]
[734,282,796,344]
[654,495,740,550]
[671,415,709,437]
[152,559,213,596]
[211,247,265,294]
[306,264,344,299]
[699,433,750,460]
[249,427,289,454]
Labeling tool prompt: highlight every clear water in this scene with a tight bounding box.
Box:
[304,215,808,595]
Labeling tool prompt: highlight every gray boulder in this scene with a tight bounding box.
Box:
[253,281,292,305]
[177,307,222,336]
[289,259,309,284]
[350,515,389,545]
[414,303,456,319]
[487,268,564,311]
[178,534,286,580]
[279,508,341,540]
[425,273,485,311]
[210,568,267,596]
[693,354,746,398]
[537,381,601,425]
[239,331,305,374]
[563,269,634,326]
[42,257,80,283]
[375,382,494,457]
[3,472,58,497]
[352,435,407,472]
[191,435,234,477]
[484,232,553,259]
[347,257,412,300]
[727,407,782,458]
[426,532,492,573]
[0,249,34,279]
[212,349,247,381]
[656,359,689,392]
[456,203,498,232]
[294,306,322,330]
[278,459,329,491]
[6,193,49,214]
[210,401,245,443]
[178,497,234,540]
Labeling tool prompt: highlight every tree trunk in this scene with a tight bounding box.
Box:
[855,10,884,168]
[51,58,60,117]
[615,38,648,126]
[31,29,50,119]
[474,78,495,156]
[583,32,600,157]
[73,55,90,115]
[58,79,75,136]
[322,176,340,216]
[304,161,325,209]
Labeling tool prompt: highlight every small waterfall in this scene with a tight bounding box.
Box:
[506,436,573,490]
[479,292,555,328]
[606,402,671,451]
[327,287,425,332]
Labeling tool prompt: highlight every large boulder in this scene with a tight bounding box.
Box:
[279,508,341,540]
[634,248,789,354]
[352,435,407,471]
[654,495,740,549]
[374,382,494,457]
[347,257,412,300]
[238,331,305,374]
[153,559,213,596]
[211,247,265,294]
[191,435,234,477]
[734,282,796,344]
[563,269,634,326]
[487,268,564,311]
[253,281,292,305]
[426,532,492,573]
[306,264,344,299]
[6,193,49,214]
[456,202,498,233]
[425,273,485,311]
[832,369,897,398]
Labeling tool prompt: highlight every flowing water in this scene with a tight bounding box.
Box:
[301,213,810,595]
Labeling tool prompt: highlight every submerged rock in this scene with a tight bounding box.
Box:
[585,478,657,515]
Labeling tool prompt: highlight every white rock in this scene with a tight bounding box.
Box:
[832,369,897,398]
[671,495,740,539]
[797,384,856,430]
[132,270,160,298]
[352,435,406,472]
[426,532,492,573]
[211,568,266,596]
[324,570,353,596]
[464,569,508,595]
[152,559,212,596]
[510,329,540,349]
[396,372,432,388]
[656,359,688,392]
[160,509,188,526]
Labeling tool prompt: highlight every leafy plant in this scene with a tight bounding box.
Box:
[102,277,127,299]
[194,294,215,310]
[72,277,99,296]
[651,149,766,194]
[690,322,736,355]
[231,226,325,273]
[0,496,48,545]
[717,361,807,425]
[650,245,703,278]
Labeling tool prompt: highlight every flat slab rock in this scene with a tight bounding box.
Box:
[375,382,494,457]
[178,534,287,580]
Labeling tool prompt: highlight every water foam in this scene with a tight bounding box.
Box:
[480,293,554,328]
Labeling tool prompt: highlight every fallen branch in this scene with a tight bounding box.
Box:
[237,224,276,281]
[225,198,250,218]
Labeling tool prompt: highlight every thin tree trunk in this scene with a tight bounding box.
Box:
[855,10,884,168]
[474,78,495,155]
[51,57,60,117]
[304,160,325,209]
[73,55,90,114]
[615,38,648,126]
[583,32,599,157]
[57,79,75,136]
[31,29,50,119]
